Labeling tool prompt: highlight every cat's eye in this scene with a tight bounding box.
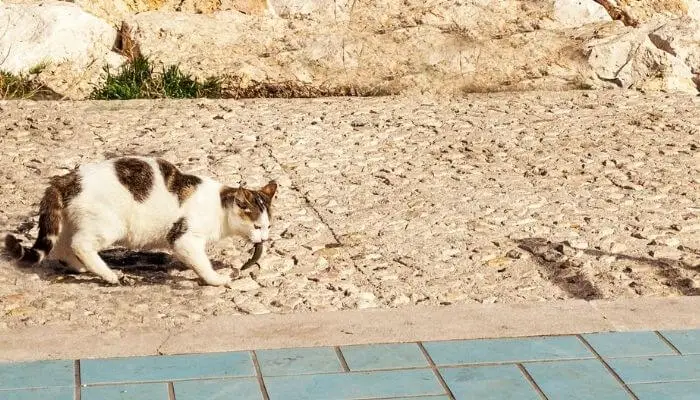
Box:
[253,224,262,229]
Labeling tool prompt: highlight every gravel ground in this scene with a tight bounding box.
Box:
[0,90,698,332]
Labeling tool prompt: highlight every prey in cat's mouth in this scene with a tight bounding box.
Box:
[3,156,277,287]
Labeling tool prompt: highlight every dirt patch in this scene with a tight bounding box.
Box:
[0,90,698,332]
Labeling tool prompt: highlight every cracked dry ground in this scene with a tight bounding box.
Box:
[0,90,699,332]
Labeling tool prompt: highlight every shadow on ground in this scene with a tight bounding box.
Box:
[515,238,700,299]
[0,247,235,287]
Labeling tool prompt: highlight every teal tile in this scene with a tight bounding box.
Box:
[379,397,450,400]
[424,336,592,366]
[440,365,540,400]
[0,387,73,400]
[265,369,444,400]
[660,329,700,354]
[81,352,254,384]
[382,397,451,400]
[256,347,342,376]
[631,381,700,400]
[174,377,262,400]
[0,360,74,390]
[582,331,675,358]
[525,359,630,400]
[81,383,169,400]
[340,343,428,371]
[608,355,700,384]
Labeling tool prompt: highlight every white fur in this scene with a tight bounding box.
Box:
[50,157,271,286]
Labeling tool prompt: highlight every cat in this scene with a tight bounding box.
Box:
[3,156,277,286]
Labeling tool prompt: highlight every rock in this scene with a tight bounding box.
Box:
[389,294,410,307]
[649,247,684,259]
[68,0,273,26]
[553,0,612,27]
[163,0,274,16]
[649,237,681,247]
[506,249,522,259]
[227,277,261,291]
[615,0,696,23]
[238,300,270,314]
[610,242,627,253]
[566,239,589,250]
[355,291,377,309]
[648,17,700,74]
[0,1,125,99]
[586,20,698,94]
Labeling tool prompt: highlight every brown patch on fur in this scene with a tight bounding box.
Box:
[167,217,188,245]
[156,159,202,205]
[115,157,154,202]
[220,181,277,222]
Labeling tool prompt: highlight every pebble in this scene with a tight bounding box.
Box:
[566,240,589,250]
[649,237,680,248]
[227,277,261,292]
[238,301,270,315]
[609,242,627,253]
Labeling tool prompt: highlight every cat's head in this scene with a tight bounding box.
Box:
[220,181,277,243]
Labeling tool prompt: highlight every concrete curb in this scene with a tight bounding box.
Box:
[1,297,699,362]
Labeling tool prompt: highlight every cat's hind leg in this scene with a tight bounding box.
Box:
[51,234,87,273]
[172,234,230,286]
[59,253,87,273]
[70,233,120,284]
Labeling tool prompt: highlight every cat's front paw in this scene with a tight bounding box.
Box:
[203,274,231,287]
[103,271,121,285]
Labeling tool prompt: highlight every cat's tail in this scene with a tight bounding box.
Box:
[4,186,64,264]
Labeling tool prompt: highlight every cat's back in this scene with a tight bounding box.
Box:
[75,156,170,209]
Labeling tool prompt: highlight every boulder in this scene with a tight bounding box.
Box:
[0,1,122,75]
[586,19,698,93]
[648,17,700,74]
[0,1,125,99]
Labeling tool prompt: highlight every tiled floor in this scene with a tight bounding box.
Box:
[1,329,699,399]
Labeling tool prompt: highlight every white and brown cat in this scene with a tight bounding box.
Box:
[4,156,277,286]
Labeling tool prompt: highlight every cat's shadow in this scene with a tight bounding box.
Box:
[4,248,235,287]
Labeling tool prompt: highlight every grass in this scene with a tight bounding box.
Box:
[91,56,222,100]
[0,71,43,99]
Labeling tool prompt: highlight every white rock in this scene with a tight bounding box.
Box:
[0,2,120,75]
[553,0,612,28]
[238,301,270,315]
[586,21,698,94]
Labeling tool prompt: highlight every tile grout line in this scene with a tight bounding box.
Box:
[73,360,81,400]
[251,351,271,400]
[654,331,683,355]
[417,342,456,400]
[334,346,351,372]
[517,364,549,400]
[168,382,176,400]
[576,335,640,400]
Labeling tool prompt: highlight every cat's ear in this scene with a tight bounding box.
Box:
[260,180,277,199]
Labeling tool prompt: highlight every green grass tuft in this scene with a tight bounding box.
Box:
[92,56,222,100]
